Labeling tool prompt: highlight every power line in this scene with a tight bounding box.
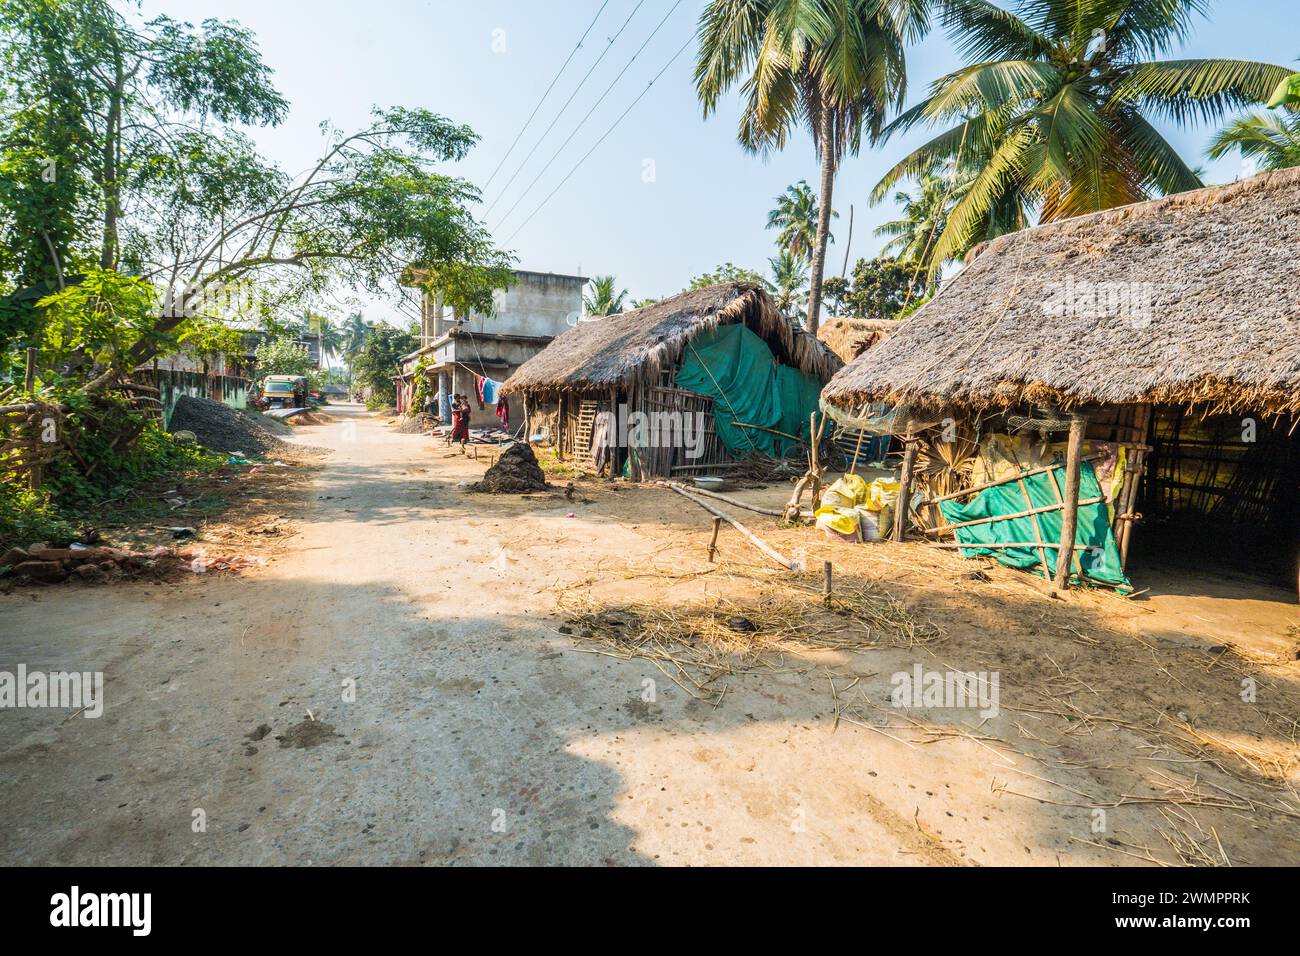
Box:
[504,31,695,246]
[486,0,649,216]
[494,0,684,231]
[482,0,613,190]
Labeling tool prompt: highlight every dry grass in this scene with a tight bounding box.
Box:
[554,559,942,704]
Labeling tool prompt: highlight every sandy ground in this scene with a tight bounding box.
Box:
[2,405,1298,866]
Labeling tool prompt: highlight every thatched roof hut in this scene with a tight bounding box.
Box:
[822,167,1300,418]
[501,282,840,398]
[503,282,842,480]
[817,317,901,363]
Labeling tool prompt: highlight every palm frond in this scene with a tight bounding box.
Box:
[1112,106,1203,193]
[1206,111,1300,171]
[939,0,1052,62]
[1113,58,1296,126]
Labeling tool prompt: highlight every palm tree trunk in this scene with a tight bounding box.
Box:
[806,108,836,335]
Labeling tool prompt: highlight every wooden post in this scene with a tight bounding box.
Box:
[707,516,722,563]
[822,561,833,599]
[809,412,824,510]
[608,387,619,481]
[1117,403,1152,568]
[1053,415,1088,590]
[556,393,566,461]
[893,438,919,542]
[23,348,36,393]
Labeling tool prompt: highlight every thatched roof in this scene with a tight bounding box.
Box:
[822,167,1300,417]
[501,282,842,396]
[818,317,901,363]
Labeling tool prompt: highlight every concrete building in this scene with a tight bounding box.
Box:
[397,269,587,429]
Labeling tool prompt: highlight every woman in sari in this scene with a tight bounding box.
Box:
[450,394,471,449]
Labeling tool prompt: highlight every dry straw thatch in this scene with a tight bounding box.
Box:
[822,167,1300,417]
[818,316,901,363]
[500,282,842,397]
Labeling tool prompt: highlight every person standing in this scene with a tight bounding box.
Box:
[450,393,471,450]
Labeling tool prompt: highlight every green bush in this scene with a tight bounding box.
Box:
[47,416,223,511]
[0,482,79,550]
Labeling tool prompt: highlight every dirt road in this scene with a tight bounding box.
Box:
[2,407,1296,865]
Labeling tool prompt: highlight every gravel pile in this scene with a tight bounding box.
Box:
[168,397,316,458]
[473,442,548,493]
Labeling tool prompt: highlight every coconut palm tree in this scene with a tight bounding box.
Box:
[873,0,1294,267]
[1207,112,1300,172]
[583,275,627,316]
[767,180,834,262]
[696,0,930,335]
[768,249,809,318]
[340,312,373,384]
[342,312,372,359]
[873,163,969,262]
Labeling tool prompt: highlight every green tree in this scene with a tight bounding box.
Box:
[0,0,288,354]
[255,335,316,380]
[687,262,771,291]
[352,323,418,408]
[583,275,627,316]
[820,274,850,317]
[696,0,929,335]
[874,0,1293,266]
[768,249,808,318]
[34,267,158,373]
[0,3,514,390]
[767,180,833,262]
[844,256,915,321]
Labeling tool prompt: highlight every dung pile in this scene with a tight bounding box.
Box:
[473,442,548,493]
[168,396,312,458]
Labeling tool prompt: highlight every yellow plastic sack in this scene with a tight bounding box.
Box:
[814,506,861,538]
[824,474,870,507]
[867,477,900,512]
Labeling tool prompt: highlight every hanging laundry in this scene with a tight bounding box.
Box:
[495,398,510,432]
[481,377,503,405]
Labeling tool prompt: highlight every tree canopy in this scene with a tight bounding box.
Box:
[0,0,513,387]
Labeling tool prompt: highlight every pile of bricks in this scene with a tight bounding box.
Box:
[0,543,173,585]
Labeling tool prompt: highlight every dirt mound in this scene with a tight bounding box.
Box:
[473,442,548,493]
[168,397,317,458]
[396,412,438,434]
[287,411,335,427]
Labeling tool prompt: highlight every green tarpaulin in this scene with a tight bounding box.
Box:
[675,323,824,458]
[938,461,1132,591]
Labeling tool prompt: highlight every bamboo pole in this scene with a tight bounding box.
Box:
[1016,476,1054,580]
[930,541,1095,551]
[926,496,1106,535]
[1053,414,1088,590]
[893,438,919,542]
[930,454,1106,504]
[1117,403,1152,567]
[608,387,618,481]
[662,483,795,571]
[661,481,788,517]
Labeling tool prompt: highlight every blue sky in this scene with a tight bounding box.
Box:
[141,0,1297,313]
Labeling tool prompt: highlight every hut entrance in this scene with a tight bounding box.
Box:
[1128,407,1300,592]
